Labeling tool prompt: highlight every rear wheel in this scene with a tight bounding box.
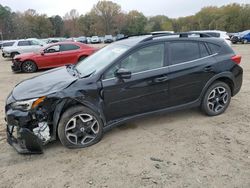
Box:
[21,60,37,73]
[58,106,103,148]
[201,82,231,116]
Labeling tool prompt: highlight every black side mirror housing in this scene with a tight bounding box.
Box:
[115,68,131,79]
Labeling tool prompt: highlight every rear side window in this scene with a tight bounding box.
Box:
[170,42,200,65]
[199,42,210,57]
[207,43,221,54]
[60,44,80,51]
[3,42,15,47]
[18,41,31,46]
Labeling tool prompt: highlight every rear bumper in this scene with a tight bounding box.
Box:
[7,125,43,154]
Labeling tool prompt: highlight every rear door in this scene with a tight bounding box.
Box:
[167,41,217,106]
[102,43,170,121]
[59,44,81,65]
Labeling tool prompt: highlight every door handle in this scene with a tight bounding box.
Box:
[204,66,213,72]
[154,76,168,83]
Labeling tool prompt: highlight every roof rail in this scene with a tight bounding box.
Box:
[140,32,212,43]
[116,33,152,41]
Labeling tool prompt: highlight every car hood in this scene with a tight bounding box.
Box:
[12,67,77,100]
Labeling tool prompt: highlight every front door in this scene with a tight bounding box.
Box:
[101,43,170,122]
[37,44,61,68]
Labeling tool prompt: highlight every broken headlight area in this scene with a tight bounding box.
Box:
[10,96,46,111]
[6,97,53,154]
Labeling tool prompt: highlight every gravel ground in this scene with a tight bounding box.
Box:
[0,44,249,188]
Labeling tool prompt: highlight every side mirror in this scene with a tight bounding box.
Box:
[41,51,45,55]
[115,68,131,79]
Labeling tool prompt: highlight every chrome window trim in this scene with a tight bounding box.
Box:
[168,53,218,68]
[102,53,217,82]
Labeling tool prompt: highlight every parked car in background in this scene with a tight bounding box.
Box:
[28,38,47,46]
[192,30,231,46]
[47,37,66,43]
[2,39,46,58]
[1,40,15,50]
[115,34,125,41]
[12,42,97,73]
[151,31,174,35]
[91,36,101,43]
[76,36,88,44]
[87,37,91,44]
[231,30,250,44]
[104,35,114,43]
[5,33,242,153]
[67,37,88,44]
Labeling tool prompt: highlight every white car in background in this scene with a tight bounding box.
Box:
[192,30,231,46]
[91,36,101,44]
[2,39,46,58]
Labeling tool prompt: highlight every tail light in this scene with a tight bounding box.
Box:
[231,55,241,64]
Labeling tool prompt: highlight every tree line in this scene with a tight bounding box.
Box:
[0,1,249,40]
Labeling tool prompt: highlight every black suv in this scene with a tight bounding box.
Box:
[5,33,243,154]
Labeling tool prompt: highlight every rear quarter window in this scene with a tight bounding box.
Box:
[206,43,221,54]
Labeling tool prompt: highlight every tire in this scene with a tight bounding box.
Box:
[21,60,37,73]
[201,81,231,116]
[78,55,87,62]
[243,39,248,44]
[11,52,19,58]
[58,105,103,149]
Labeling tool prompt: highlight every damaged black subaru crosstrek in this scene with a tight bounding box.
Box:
[5,33,243,154]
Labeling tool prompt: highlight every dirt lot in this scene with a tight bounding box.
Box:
[0,44,249,188]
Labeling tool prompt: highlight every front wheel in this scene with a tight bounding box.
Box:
[58,106,103,148]
[21,60,37,73]
[201,82,231,116]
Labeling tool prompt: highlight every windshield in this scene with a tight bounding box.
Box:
[76,44,130,77]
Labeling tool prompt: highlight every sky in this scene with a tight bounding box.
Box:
[1,0,250,18]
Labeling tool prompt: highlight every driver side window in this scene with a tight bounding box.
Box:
[104,43,165,79]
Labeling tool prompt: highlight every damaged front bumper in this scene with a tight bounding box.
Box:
[11,60,22,72]
[5,100,51,154]
[7,125,43,154]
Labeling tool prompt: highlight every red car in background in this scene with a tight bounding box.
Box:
[12,42,97,73]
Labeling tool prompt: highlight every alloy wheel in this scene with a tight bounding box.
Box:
[207,86,229,113]
[65,113,100,146]
[23,61,36,72]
